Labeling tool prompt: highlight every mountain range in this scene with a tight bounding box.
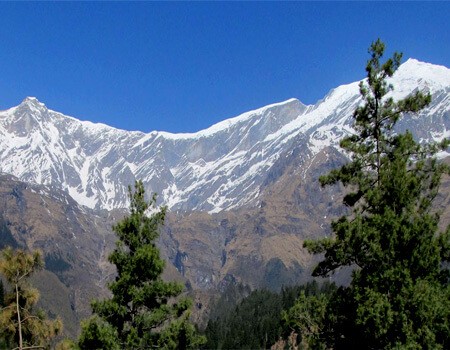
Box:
[1,59,448,214]
[0,58,449,334]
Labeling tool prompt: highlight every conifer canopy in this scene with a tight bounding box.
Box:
[303,39,450,349]
[78,180,205,349]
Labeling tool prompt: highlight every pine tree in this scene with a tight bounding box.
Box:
[0,247,62,350]
[281,291,328,350]
[304,39,450,348]
[78,180,205,349]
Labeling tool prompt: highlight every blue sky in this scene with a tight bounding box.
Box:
[1,2,449,133]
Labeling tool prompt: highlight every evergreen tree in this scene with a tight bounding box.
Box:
[203,281,336,349]
[304,39,450,348]
[0,247,62,350]
[281,291,328,350]
[78,180,205,349]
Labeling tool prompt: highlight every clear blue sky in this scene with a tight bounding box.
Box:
[1,2,449,133]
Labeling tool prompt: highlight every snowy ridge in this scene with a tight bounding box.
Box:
[0,59,449,213]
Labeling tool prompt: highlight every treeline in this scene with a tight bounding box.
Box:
[204,281,337,349]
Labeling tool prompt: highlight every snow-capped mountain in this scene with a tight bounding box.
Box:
[0,59,449,213]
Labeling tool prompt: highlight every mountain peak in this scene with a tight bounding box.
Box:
[400,58,443,72]
[20,96,47,111]
[402,58,422,66]
[22,96,43,104]
[396,58,450,89]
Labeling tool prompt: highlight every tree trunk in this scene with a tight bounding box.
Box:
[15,283,23,350]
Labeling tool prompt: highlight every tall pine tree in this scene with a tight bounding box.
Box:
[78,180,204,349]
[305,40,450,349]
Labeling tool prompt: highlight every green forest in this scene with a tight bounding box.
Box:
[1,40,449,349]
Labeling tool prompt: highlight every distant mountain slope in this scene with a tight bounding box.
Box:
[1,59,449,213]
[0,173,113,337]
[0,174,188,336]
